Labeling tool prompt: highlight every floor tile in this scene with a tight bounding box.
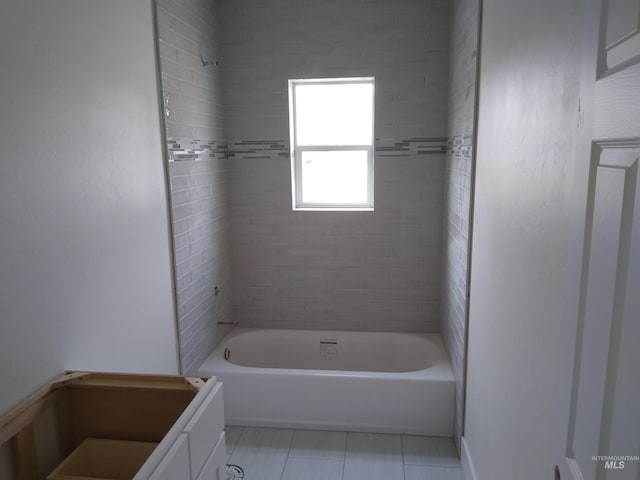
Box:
[343,432,404,480]
[222,427,461,480]
[227,427,294,480]
[289,430,347,461]
[402,436,460,467]
[225,426,244,455]
[281,458,344,480]
[404,465,464,480]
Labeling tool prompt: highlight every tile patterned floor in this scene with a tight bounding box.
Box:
[225,426,463,480]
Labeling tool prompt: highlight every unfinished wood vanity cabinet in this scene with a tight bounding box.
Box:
[0,372,226,480]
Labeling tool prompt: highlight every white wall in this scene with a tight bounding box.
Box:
[464,0,585,478]
[0,0,179,416]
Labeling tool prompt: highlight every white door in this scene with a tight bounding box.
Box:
[561,0,640,479]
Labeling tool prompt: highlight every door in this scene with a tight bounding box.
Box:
[561,0,640,479]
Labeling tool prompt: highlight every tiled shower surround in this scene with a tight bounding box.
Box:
[229,153,445,331]
[157,0,472,444]
[156,0,233,374]
[442,0,479,449]
[221,0,451,333]
[168,158,231,374]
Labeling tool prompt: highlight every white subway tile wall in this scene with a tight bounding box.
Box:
[221,0,450,333]
[157,0,224,140]
[169,159,232,374]
[220,0,450,142]
[156,0,233,374]
[153,0,477,446]
[229,155,444,331]
[442,0,478,450]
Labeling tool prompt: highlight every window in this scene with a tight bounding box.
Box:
[288,77,375,210]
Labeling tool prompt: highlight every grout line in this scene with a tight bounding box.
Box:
[279,428,296,480]
[341,432,348,480]
[156,6,217,48]
[225,426,239,465]
[225,428,463,479]
[399,433,405,480]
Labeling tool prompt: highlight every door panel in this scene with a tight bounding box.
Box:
[565,142,640,480]
[593,64,640,139]
[600,0,640,74]
[563,0,640,479]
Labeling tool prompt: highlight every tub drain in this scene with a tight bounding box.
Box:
[226,464,245,480]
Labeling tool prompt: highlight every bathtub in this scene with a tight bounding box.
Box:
[198,328,454,436]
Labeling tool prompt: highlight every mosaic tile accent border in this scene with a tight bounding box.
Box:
[166,137,448,161]
[166,138,228,161]
[376,137,448,156]
[447,134,474,157]
[226,140,289,159]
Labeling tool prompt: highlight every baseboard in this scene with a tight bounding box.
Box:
[461,436,479,480]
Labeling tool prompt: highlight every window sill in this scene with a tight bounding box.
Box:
[293,207,374,212]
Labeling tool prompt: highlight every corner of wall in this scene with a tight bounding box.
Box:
[155,0,233,374]
[461,436,479,480]
[442,0,479,448]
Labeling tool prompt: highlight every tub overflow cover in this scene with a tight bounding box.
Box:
[320,339,338,359]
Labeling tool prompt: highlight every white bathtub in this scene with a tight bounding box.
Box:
[198,328,455,436]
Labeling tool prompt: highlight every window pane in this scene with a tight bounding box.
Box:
[295,82,373,146]
[300,150,369,204]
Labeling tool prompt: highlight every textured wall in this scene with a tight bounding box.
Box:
[464,0,585,476]
[0,0,179,419]
[156,0,232,374]
[442,0,478,450]
[220,0,450,332]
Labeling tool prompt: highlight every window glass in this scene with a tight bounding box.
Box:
[289,77,375,210]
[295,83,374,146]
[300,150,369,204]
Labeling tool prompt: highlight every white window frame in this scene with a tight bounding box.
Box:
[288,77,375,211]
